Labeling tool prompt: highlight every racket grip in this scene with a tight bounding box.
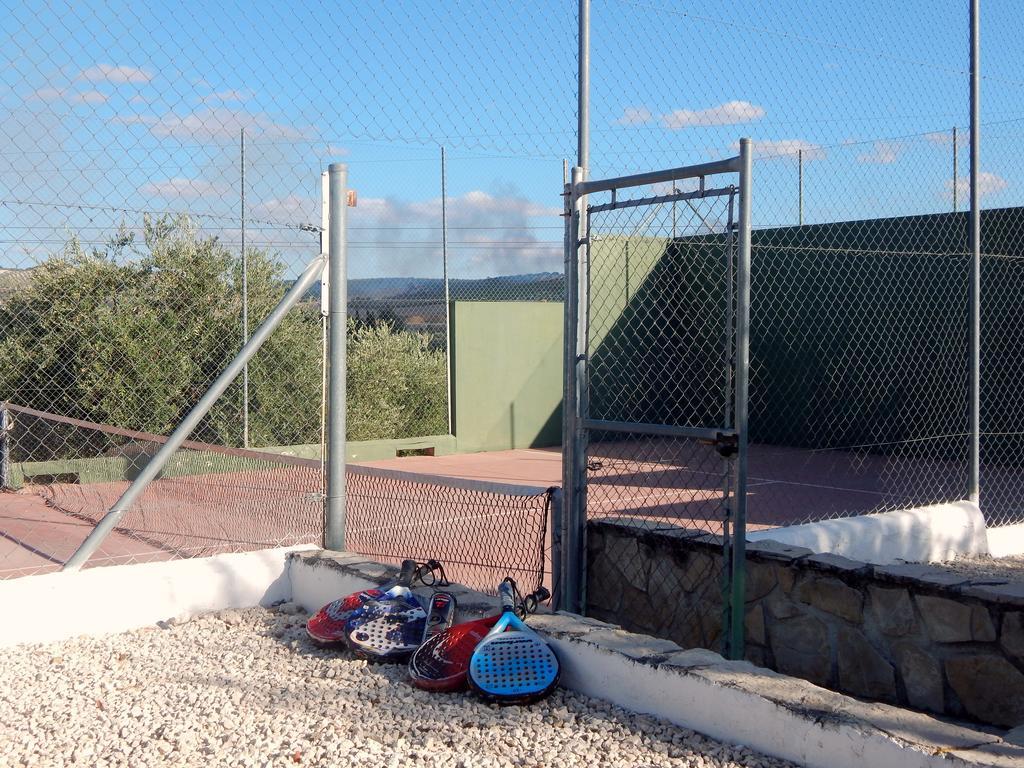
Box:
[398,559,418,585]
[498,580,516,612]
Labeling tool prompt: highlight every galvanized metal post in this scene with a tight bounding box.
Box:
[969,0,980,504]
[549,487,564,612]
[561,171,581,614]
[797,149,804,226]
[0,405,10,490]
[578,0,590,174]
[559,0,590,615]
[953,127,959,213]
[62,253,327,571]
[241,127,249,448]
[325,163,348,551]
[729,138,753,659]
[572,165,590,614]
[442,146,453,436]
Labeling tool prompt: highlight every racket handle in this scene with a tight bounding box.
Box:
[498,580,516,613]
[398,559,418,586]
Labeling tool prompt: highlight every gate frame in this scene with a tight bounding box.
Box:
[560,139,752,659]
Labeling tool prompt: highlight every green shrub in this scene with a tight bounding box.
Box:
[0,217,448,454]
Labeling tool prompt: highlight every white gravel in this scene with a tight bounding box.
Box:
[0,605,795,768]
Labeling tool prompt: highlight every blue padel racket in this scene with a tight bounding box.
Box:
[345,589,426,662]
[467,580,560,704]
[306,559,418,644]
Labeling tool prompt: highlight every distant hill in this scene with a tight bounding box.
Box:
[302,272,565,303]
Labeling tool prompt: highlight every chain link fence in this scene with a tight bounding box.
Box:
[2,1,1024,588]
[579,174,743,651]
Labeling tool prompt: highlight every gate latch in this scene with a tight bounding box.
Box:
[700,430,738,459]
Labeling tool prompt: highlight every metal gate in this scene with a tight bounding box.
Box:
[561,142,752,659]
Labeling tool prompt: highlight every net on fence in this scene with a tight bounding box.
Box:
[346,466,554,595]
[1,402,324,577]
[1,403,553,591]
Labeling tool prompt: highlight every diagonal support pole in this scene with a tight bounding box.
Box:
[63,252,327,571]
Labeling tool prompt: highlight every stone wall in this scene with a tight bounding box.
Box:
[587,519,1024,729]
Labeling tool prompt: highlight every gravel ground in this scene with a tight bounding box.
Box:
[0,606,795,768]
[933,554,1024,582]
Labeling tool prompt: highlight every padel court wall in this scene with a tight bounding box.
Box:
[586,205,1024,526]
[449,301,563,453]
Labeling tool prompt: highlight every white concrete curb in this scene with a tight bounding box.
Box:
[988,521,1024,557]
[747,501,988,564]
[0,545,314,647]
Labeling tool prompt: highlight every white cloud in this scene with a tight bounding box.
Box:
[114,107,308,142]
[661,100,765,130]
[925,129,968,146]
[138,177,230,200]
[857,140,902,165]
[730,138,825,160]
[77,64,153,84]
[614,107,653,126]
[316,144,350,158]
[252,194,318,222]
[31,87,109,105]
[945,171,1008,201]
[200,89,252,104]
[407,190,559,219]
[343,189,562,278]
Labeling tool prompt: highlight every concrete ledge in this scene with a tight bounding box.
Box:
[988,521,1024,558]
[0,545,313,648]
[532,614,1023,768]
[747,501,988,564]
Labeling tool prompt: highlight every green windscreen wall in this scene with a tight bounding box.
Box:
[587,206,1024,466]
[450,301,563,453]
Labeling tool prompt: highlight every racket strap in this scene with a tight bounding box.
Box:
[415,559,449,587]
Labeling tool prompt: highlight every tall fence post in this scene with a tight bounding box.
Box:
[62,252,328,571]
[325,163,349,551]
[968,0,981,505]
[728,138,753,660]
[572,166,591,615]
[561,170,584,614]
[0,405,10,490]
[548,487,564,611]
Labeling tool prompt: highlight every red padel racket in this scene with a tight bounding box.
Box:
[408,613,502,692]
[306,559,417,644]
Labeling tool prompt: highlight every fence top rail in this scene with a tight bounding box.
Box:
[575,156,742,197]
[0,401,320,470]
[348,463,555,499]
[587,184,735,215]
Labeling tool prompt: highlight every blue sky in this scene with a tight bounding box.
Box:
[1,0,1022,279]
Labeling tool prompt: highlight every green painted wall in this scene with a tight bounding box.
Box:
[451,301,562,453]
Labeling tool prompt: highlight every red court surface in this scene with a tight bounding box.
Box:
[0,440,978,583]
